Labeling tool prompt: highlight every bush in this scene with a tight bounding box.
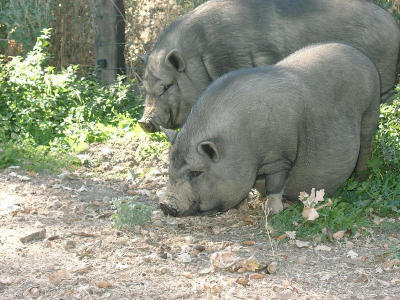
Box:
[0,29,142,151]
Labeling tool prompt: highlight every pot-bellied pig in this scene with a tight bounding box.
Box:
[159,43,380,217]
[139,0,399,133]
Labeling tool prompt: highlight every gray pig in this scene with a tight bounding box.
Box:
[139,0,399,133]
[159,43,380,216]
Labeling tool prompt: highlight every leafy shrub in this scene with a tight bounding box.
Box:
[0,29,142,151]
[111,196,152,230]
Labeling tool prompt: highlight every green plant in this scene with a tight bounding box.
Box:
[111,196,152,230]
[0,0,54,53]
[0,29,143,170]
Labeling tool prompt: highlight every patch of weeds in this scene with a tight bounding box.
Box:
[0,141,80,172]
[111,196,152,230]
[270,98,400,239]
[0,29,143,172]
[132,124,169,161]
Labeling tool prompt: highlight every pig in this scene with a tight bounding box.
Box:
[139,0,399,133]
[159,43,380,217]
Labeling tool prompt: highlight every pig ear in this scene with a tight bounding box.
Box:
[160,126,178,144]
[165,49,185,72]
[137,53,149,64]
[197,141,220,162]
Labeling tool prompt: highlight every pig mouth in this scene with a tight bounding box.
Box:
[139,108,178,133]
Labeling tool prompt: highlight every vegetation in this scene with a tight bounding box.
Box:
[111,196,152,230]
[0,30,145,171]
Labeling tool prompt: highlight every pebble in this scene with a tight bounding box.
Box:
[152,220,164,227]
[178,253,192,263]
[194,245,206,252]
[160,267,168,274]
[184,235,195,244]
[64,240,76,250]
[297,256,307,264]
[20,229,46,243]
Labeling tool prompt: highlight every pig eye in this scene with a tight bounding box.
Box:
[160,82,173,96]
[188,170,203,181]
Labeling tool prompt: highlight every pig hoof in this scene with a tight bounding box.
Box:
[266,193,284,214]
[159,203,179,217]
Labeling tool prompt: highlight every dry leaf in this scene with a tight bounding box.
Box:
[236,277,249,285]
[302,207,319,221]
[241,240,255,246]
[285,231,296,240]
[210,248,240,270]
[48,269,68,285]
[95,281,112,288]
[276,234,287,240]
[249,273,265,280]
[295,240,311,248]
[333,230,345,240]
[237,256,260,272]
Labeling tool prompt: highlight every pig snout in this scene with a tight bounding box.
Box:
[159,202,179,217]
[138,117,158,133]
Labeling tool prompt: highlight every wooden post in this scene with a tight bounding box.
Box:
[94,0,126,85]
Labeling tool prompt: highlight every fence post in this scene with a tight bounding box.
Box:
[94,0,126,85]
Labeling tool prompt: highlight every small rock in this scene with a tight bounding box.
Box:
[152,220,164,227]
[160,267,168,274]
[8,165,21,169]
[159,252,168,259]
[64,240,76,250]
[295,240,311,248]
[194,245,206,252]
[178,253,192,263]
[184,236,195,244]
[346,241,354,249]
[347,250,358,259]
[315,245,331,252]
[267,261,278,274]
[297,256,307,264]
[20,229,46,243]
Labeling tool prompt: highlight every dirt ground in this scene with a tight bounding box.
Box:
[0,140,399,300]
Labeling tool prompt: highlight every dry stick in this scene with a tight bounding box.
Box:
[262,199,277,260]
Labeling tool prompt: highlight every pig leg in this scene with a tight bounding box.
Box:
[265,171,288,214]
[355,99,380,180]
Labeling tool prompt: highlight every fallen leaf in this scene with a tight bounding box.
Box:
[241,240,255,246]
[285,231,296,240]
[302,207,319,221]
[295,240,311,248]
[241,216,257,225]
[276,234,287,240]
[333,230,345,240]
[249,273,265,280]
[74,267,92,274]
[210,248,240,270]
[236,277,249,285]
[48,269,68,285]
[95,281,112,288]
[236,256,260,272]
[315,245,332,252]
